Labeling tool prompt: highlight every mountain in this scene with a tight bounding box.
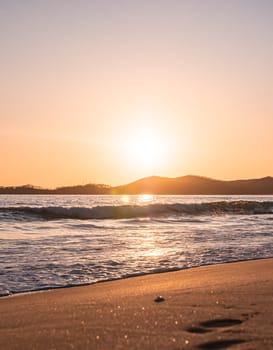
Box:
[112,175,273,195]
[0,176,273,195]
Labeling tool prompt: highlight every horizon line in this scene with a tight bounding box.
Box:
[1,174,273,190]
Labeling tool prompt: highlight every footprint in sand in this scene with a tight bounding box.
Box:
[186,318,242,334]
[186,318,245,349]
[198,339,245,349]
[186,326,212,334]
[200,318,242,328]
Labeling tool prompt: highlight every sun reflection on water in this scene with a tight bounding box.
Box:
[136,228,165,258]
[121,194,154,204]
[120,194,164,258]
[138,194,154,203]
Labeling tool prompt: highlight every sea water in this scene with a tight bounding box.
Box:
[0,194,273,296]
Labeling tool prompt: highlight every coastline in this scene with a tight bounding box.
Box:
[1,258,273,349]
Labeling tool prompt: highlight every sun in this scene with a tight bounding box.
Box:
[129,131,159,164]
[122,127,168,172]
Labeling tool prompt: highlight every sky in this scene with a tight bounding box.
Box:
[1,0,273,187]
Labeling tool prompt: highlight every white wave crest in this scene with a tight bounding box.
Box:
[0,200,273,221]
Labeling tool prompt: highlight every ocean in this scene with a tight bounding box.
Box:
[0,194,273,297]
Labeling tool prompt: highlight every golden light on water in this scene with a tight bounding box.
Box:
[138,228,164,258]
[121,195,130,203]
[138,194,154,203]
[120,194,162,258]
[121,194,154,204]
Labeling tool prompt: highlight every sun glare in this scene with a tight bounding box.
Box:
[131,131,159,163]
[123,127,168,173]
[138,194,154,203]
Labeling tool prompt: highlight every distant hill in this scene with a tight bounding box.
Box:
[0,184,110,195]
[0,176,273,195]
[112,175,273,195]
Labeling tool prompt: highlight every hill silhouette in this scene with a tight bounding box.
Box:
[1,175,273,194]
[112,175,273,194]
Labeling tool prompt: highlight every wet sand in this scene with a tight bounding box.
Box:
[1,258,273,349]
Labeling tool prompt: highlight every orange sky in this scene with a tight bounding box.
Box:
[1,1,273,187]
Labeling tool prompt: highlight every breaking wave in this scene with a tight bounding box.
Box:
[0,200,273,221]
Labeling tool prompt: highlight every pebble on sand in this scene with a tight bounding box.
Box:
[154,296,165,303]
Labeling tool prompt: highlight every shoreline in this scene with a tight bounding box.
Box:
[2,256,272,299]
[1,258,273,349]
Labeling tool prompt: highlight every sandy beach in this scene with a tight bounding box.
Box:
[1,258,273,350]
